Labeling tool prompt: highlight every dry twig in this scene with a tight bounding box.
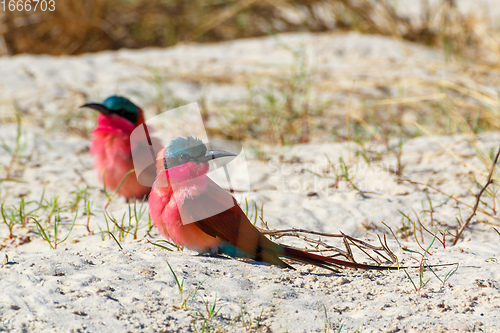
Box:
[258,227,398,267]
[398,176,500,226]
[452,145,500,245]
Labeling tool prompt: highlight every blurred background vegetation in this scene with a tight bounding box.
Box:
[1,0,498,64]
[1,0,500,147]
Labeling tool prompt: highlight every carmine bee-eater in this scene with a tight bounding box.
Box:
[82,95,156,200]
[149,136,400,271]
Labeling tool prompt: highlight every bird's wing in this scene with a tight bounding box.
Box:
[179,177,280,260]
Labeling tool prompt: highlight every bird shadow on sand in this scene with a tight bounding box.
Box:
[194,252,397,277]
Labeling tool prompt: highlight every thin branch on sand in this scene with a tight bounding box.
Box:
[259,226,397,267]
[452,145,500,245]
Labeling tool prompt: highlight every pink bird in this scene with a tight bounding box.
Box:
[82,96,156,200]
[149,136,400,271]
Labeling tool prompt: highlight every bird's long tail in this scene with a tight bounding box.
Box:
[282,246,401,271]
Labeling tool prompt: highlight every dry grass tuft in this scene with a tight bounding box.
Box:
[1,0,499,64]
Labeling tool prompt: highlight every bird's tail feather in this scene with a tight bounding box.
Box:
[282,246,401,271]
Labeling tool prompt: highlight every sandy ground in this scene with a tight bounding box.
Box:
[1,31,500,332]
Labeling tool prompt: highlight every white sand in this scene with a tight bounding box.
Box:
[1,31,500,332]
[1,242,498,332]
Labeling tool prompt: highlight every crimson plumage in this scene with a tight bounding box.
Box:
[83,96,153,200]
[149,137,400,271]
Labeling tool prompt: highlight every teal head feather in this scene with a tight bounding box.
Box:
[164,136,207,170]
[166,136,207,158]
[102,95,140,124]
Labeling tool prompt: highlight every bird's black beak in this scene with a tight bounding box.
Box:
[196,150,237,163]
[80,103,112,115]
